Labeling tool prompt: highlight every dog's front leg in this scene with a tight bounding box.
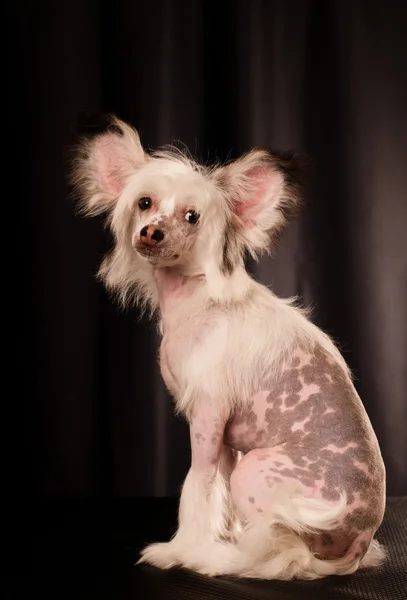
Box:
[177,413,240,544]
[138,404,238,569]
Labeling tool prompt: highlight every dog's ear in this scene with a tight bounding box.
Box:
[215,148,311,253]
[69,113,146,216]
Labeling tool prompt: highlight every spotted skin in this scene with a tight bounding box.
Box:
[225,345,386,560]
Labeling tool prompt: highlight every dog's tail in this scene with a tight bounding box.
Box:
[182,490,385,580]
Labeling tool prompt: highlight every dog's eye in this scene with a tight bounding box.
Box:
[185,210,200,224]
[138,197,152,211]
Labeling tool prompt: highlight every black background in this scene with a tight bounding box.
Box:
[20,0,407,499]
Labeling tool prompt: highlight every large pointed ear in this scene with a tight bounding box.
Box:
[214,148,310,255]
[69,114,147,216]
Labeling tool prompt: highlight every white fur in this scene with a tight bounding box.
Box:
[72,117,385,581]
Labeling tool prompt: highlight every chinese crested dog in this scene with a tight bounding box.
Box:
[71,115,386,580]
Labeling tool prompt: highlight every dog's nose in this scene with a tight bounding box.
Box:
[140,225,165,246]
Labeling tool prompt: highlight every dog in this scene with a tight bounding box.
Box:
[70,115,386,580]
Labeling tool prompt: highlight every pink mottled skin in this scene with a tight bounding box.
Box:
[154,267,386,562]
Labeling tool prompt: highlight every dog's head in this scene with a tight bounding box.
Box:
[70,115,310,306]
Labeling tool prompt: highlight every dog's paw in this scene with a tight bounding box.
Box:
[179,540,241,577]
[137,542,181,570]
[194,566,225,577]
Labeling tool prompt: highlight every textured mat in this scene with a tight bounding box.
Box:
[29,496,406,600]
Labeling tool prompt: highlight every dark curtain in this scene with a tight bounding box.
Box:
[22,1,406,498]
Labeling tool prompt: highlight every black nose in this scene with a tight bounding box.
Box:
[151,228,164,242]
[140,225,165,245]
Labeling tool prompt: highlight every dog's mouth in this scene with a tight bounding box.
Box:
[135,244,180,263]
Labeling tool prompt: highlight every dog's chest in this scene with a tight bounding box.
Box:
[159,316,208,398]
[159,328,185,398]
[155,271,209,398]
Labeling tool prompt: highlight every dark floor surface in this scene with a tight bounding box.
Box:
[26,496,406,600]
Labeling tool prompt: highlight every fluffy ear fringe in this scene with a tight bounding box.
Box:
[68,113,146,217]
[216,149,312,258]
[98,243,159,317]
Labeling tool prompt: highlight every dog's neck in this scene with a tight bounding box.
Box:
[152,267,203,329]
[153,264,255,325]
[153,266,203,302]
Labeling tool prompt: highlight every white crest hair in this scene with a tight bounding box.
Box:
[70,116,310,313]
